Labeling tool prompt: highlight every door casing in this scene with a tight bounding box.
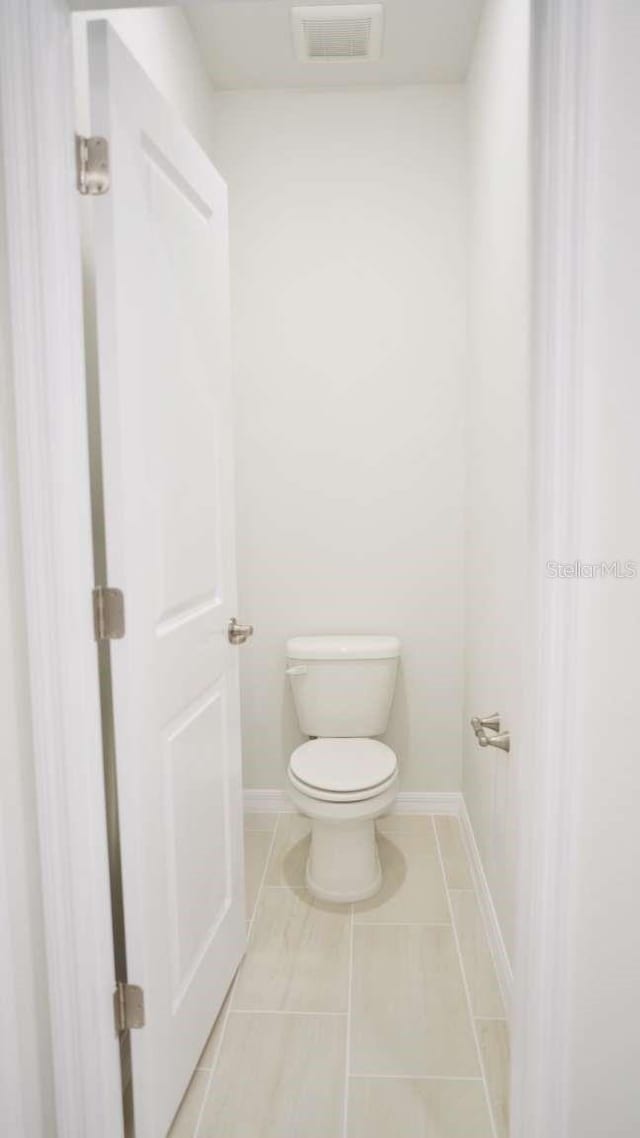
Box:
[0,2,123,1136]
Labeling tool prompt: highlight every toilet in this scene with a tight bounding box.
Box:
[285,634,401,903]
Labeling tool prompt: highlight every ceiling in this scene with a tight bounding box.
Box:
[184,0,486,90]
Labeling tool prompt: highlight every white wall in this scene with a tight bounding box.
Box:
[208,88,466,791]
[74,14,482,805]
[565,3,640,1133]
[463,0,530,961]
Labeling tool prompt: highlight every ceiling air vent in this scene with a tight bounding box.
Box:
[291,5,384,62]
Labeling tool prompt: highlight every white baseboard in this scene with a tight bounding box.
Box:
[458,800,513,1014]
[243,788,462,815]
[243,789,290,813]
[392,791,462,815]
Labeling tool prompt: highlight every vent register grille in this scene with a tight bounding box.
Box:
[291,5,384,62]
[302,13,373,58]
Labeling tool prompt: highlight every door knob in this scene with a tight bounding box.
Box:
[228,617,254,646]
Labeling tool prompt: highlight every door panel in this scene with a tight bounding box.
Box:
[85,22,246,1138]
[163,685,231,1009]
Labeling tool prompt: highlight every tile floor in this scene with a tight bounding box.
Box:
[168,812,510,1138]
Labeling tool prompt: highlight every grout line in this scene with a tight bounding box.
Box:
[349,1073,486,1082]
[257,884,307,892]
[352,920,452,928]
[342,901,355,1138]
[374,820,436,833]
[223,1008,348,1017]
[191,975,234,1138]
[432,816,500,1138]
[246,812,282,938]
[191,814,283,1137]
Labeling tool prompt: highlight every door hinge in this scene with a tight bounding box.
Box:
[76,134,110,196]
[113,982,145,1033]
[93,587,125,641]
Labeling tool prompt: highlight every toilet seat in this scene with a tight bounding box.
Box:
[288,738,397,802]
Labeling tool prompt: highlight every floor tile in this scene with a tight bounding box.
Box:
[171,809,509,1137]
[354,831,449,925]
[197,986,233,1070]
[347,1076,493,1138]
[376,813,434,834]
[434,817,473,890]
[244,812,279,833]
[450,890,504,1018]
[350,925,479,1077]
[244,830,273,921]
[477,1019,510,1138]
[264,813,311,888]
[198,1012,346,1138]
[233,887,351,1012]
[167,1069,209,1138]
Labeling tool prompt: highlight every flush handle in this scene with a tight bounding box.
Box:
[228,617,254,646]
[285,664,307,676]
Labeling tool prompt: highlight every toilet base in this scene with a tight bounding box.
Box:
[305,816,382,903]
[286,771,397,904]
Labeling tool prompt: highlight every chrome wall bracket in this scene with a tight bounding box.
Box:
[471,714,511,753]
[472,714,501,734]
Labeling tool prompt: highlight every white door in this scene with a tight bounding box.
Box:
[85,23,247,1138]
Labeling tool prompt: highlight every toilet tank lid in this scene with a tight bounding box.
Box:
[286,635,401,661]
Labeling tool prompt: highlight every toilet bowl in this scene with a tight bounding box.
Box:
[287,737,398,901]
[285,635,401,903]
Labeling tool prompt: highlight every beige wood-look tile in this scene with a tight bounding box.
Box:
[167,1069,209,1138]
[244,812,279,833]
[244,830,273,921]
[351,925,479,1077]
[354,831,449,925]
[264,813,311,887]
[197,986,233,1070]
[434,816,473,889]
[233,887,350,1012]
[450,890,504,1018]
[376,813,434,834]
[347,1076,493,1138]
[199,1012,346,1138]
[477,1019,510,1138]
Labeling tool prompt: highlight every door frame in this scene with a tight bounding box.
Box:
[0,1,594,1136]
[0,2,122,1136]
[510,3,594,1136]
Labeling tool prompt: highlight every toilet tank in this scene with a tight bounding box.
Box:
[286,635,401,738]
